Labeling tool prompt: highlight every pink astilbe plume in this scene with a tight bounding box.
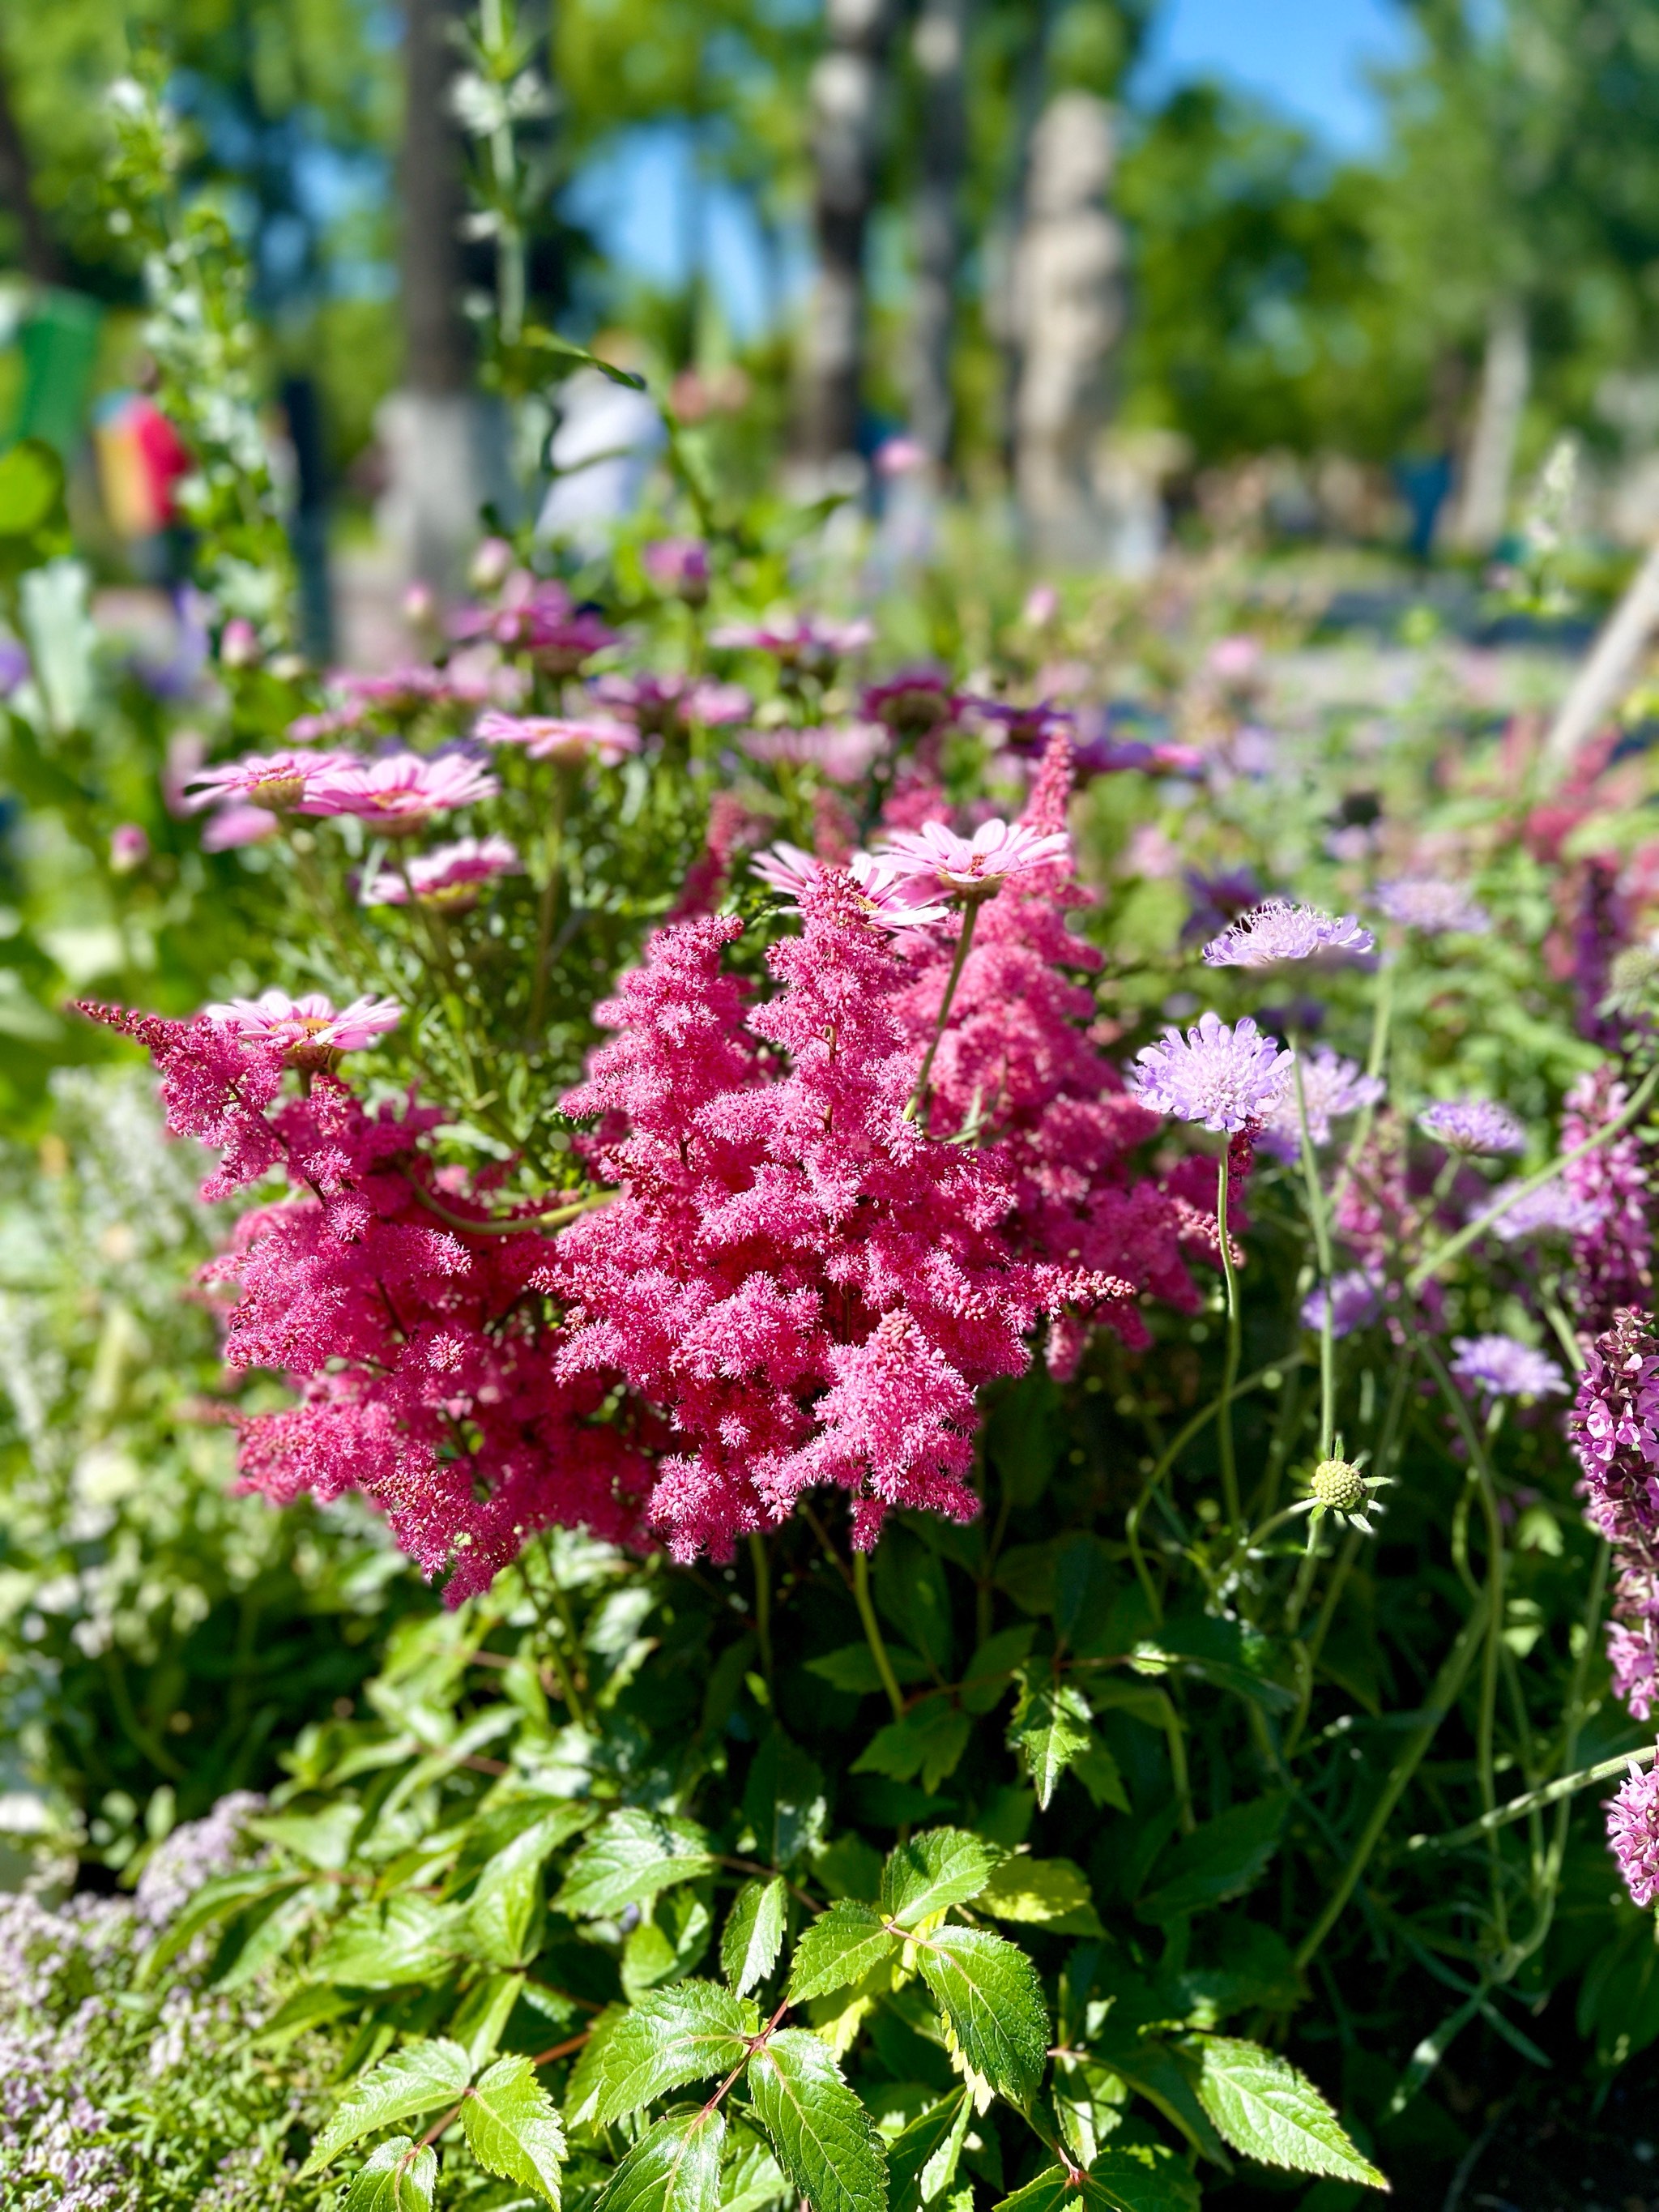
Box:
[77,1003,651,1599]
[879,733,1218,1370]
[552,882,1107,1557]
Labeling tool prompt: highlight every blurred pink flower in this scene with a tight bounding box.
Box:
[1022,583,1060,627]
[360,834,522,909]
[710,613,874,668]
[474,709,641,766]
[305,751,499,828]
[201,803,279,851]
[741,722,887,784]
[642,538,710,603]
[203,989,401,1061]
[109,824,150,873]
[183,749,356,815]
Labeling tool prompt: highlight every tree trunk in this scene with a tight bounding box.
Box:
[381,0,496,592]
[1012,92,1125,563]
[800,0,897,474]
[1445,298,1529,553]
[908,0,970,471]
[0,53,63,284]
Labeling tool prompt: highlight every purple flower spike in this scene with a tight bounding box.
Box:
[1131,1011,1294,1134]
[1376,878,1491,935]
[1607,1758,1659,1907]
[1301,1270,1383,1339]
[1419,1097,1527,1156]
[1202,898,1375,969]
[1449,1333,1567,1401]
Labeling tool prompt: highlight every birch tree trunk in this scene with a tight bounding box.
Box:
[378,0,488,591]
[1444,297,1529,553]
[800,0,897,475]
[1012,92,1125,562]
[908,0,970,470]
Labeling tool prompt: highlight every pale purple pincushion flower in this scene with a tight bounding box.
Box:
[1258,1046,1385,1162]
[1301,1270,1382,1338]
[1607,1759,1659,1907]
[1418,1097,1527,1156]
[1375,878,1491,935]
[1449,1333,1567,1400]
[1482,1177,1606,1245]
[1132,1011,1294,1134]
[1202,898,1375,968]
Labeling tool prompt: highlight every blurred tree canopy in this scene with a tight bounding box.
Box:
[6,0,1659,500]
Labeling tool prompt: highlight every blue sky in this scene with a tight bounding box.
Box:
[576,0,1414,335]
[1134,0,1410,152]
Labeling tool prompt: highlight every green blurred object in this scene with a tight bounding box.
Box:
[9,287,101,455]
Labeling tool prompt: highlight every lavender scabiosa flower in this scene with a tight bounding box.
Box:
[1259,1047,1385,1163]
[1300,1270,1383,1339]
[1418,1097,1527,1156]
[1131,1011,1294,1134]
[1375,878,1491,935]
[1449,1333,1568,1400]
[1606,1757,1659,1907]
[1564,1067,1655,1333]
[1202,898,1375,968]
[1482,1176,1606,1244]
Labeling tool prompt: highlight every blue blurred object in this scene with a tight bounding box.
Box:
[1394,455,1452,562]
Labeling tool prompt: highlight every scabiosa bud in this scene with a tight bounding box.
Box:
[1606,1757,1659,1907]
[1132,1011,1294,1134]
[1375,878,1491,935]
[1418,1097,1527,1157]
[1449,1333,1567,1401]
[1201,898,1375,968]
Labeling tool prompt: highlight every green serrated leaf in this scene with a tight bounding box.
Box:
[1007,1671,1094,1809]
[888,2092,968,2212]
[881,1829,1004,1928]
[723,1877,788,1996]
[746,2027,888,2212]
[916,1926,1050,2105]
[301,2039,472,2175]
[139,1868,307,1984]
[341,2136,437,2211]
[1085,2142,1201,2212]
[993,2167,1073,2212]
[1137,1797,1289,1926]
[468,1814,567,1967]
[461,2052,567,2206]
[1193,2038,1386,2188]
[556,1809,716,1918]
[314,1895,467,1989]
[247,1802,363,1868]
[588,1980,757,2126]
[787,1900,899,2003]
[960,1626,1038,1715]
[806,1646,932,1695]
[851,1702,973,1795]
[979,1857,1102,1935]
[1088,2031,1228,2168]
[593,2103,727,2212]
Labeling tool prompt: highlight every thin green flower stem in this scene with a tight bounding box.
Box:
[395,849,488,1108]
[1417,1335,1512,1949]
[1252,1355,1307,1523]
[1125,1358,1293,1624]
[852,1549,906,1721]
[1293,1585,1491,1972]
[1412,1732,1653,1854]
[1215,1143,1243,1530]
[1283,1528,1362,1757]
[748,1533,774,1683]
[524,1544,586,1730]
[1292,1054,1337,1460]
[1542,1288,1585,1373]
[528,763,577,1037]
[905,893,986,1126]
[1406,1057,1659,1293]
[1332,947,1397,1207]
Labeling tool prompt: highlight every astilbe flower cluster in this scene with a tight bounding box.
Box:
[551,873,1122,1559]
[1569,1309,1659,1731]
[879,735,1236,1371]
[1563,1066,1655,1333]
[79,1005,653,1601]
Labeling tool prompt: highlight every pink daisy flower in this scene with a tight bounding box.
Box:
[203,989,401,1063]
[360,834,522,910]
[741,722,887,784]
[874,816,1072,895]
[709,612,874,667]
[304,751,499,828]
[752,844,950,929]
[473,710,641,766]
[181,749,356,816]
